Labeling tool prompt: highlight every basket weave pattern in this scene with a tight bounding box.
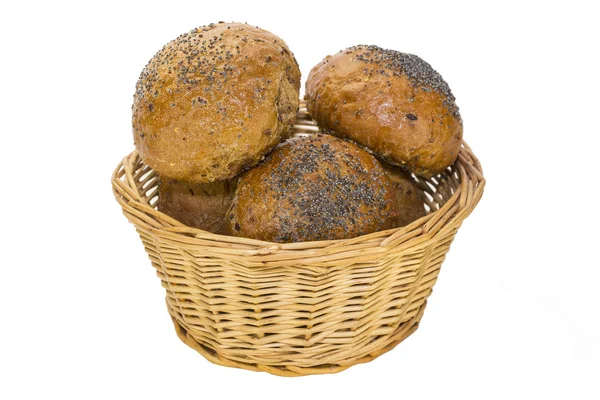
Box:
[112,102,485,376]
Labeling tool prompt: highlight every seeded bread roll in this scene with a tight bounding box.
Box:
[133,22,301,183]
[227,134,398,243]
[158,178,237,234]
[305,45,462,177]
[381,163,426,227]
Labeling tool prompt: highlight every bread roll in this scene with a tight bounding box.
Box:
[227,134,398,243]
[133,22,301,183]
[157,178,237,234]
[381,163,426,227]
[305,45,462,177]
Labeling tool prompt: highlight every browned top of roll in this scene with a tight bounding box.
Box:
[133,22,301,183]
[227,134,398,243]
[306,45,462,177]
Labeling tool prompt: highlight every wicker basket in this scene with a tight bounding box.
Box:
[112,102,485,376]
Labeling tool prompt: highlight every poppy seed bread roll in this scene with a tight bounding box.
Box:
[133,22,301,183]
[306,45,462,177]
[157,178,237,234]
[227,134,398,243]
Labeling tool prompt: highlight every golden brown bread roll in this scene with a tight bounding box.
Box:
[381,163,426,227]
[305,45,462,177]
[157,178,237,234]
[227,134,398,243]
[133,22,301,183]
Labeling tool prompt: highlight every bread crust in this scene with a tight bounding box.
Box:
[306,45,462,177]
[227,134,398,243]
[157,178,237,234]
[133,22,301,183]
[381,162,426,227]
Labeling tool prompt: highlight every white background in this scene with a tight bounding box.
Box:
[1,1,599,399]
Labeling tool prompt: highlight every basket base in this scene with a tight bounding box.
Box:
[169,300,427,377]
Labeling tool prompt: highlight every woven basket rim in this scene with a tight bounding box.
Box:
[112,107,485,256]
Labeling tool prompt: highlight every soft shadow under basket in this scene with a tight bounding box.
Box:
[112,102,485,377]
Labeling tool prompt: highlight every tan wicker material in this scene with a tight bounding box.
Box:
[112,101,485,376]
